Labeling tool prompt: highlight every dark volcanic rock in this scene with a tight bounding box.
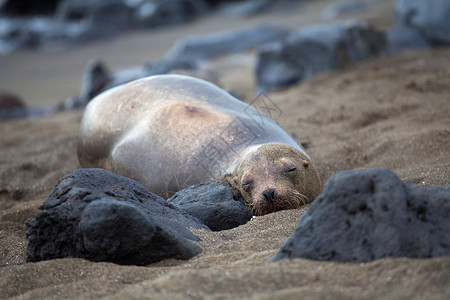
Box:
[0,0,135,54]
[77,59,113,105]
[218,0,272,17]
[256,20,386,92]
[0,0,209,53]
[55,0,133,36]
[67,59,152,107]
[387,0,450,53]
[271,168,450,263]
[0,0,60,16]
[26,168,207,265]
[70,24,289,104]
[165,24,289,64]
[0,92,57,121]
[168,181,252,231]
[0,92,27,121]
[134,0,208,28]
[394,0,450,46]
[0,92,25,110]
[217,0,302,17]
[387,25,431,54]
[322,0,369,20]
[0,16,107,54]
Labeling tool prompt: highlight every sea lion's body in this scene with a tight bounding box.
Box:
[78,75,321,214]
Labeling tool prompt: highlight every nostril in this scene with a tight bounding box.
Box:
[262,189,276,203]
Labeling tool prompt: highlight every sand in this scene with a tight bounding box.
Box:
[1,0,449,299]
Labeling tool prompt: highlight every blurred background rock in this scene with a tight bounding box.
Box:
[0,0,448,119]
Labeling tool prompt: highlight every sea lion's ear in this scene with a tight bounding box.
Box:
[302,160,309,168]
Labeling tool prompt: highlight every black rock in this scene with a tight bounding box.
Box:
[0,0,208,53]
[322,0,369,20]
[387,25,431,54]
[168,181,252,231]
[255,41,301,92]
[270,168,450,263]
[213,0,302,16]
[72,59,156,106]
[55,0,133,32]
[218,0,272,17]
[0,17,47,54]
[0,0,60,16]
[0,92,25,110]
[133,0,209,28]
[70,24,289,104]
[0,92,59,121]
[26,168,207,265]
[256,20,386,92]
[70,57,199,106]
[165,24,290,64]
[78,59,113,103]
[0,106,57,121]
[0,15,108,54]
[0,92,27,121]
[0,0,136,53]
[144,57,199,77]
[224,88,244,101]
[0,18,26,55]
[394,0,450,46]
[341,20,386,62]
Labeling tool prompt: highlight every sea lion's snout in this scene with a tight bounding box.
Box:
[262,189,276,204]
[252,184,297,215]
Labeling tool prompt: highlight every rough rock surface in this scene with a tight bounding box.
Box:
[394,0,450,46]
[256,20,386,92]
[387,25,431,54]
[218,0,303,17]
[0,92,25,110]
[387,0,450,53]
[76,59,113,106]
[322,0,369,20]
[0,0,209,54]
[0,0,293,54]
[164,24,289,65]
[68,24,289,104]
[133,0,208,28]
[271,168,450,263]
[0,92,28,120]
[26,168,207,265]
[168,181,252,231]
[0,0,60,16]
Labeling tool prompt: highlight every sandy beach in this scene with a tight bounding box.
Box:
[1,0,449,299]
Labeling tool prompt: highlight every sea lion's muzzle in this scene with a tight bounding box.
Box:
[262,189,276,204]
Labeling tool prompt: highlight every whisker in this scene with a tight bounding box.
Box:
[293,190,308,206]
[286,196,297,209]
[251,204,261,216]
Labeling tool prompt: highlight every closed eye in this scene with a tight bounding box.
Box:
[285,167,297,174]
[242,181,253,192]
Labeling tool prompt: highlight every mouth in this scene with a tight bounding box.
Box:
[251,201,276,216]
[251,193,303,216]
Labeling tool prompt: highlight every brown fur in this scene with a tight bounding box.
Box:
[225,143,322,215]
[78,75,322,214]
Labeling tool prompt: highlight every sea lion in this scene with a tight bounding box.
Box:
[78,75,321,215]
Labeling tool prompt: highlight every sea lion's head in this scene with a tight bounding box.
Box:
[229,143,321,215]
